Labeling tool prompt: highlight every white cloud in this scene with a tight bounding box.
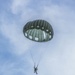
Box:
[0,61,27,75]
[11,0,30,14]
[0,0,38,56]
[40,4,75,33]
[0,0,75,75]
[0,22,35,55]
[37,35,75,75]
[10,0,38,22]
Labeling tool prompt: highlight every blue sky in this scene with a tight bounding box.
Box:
[0,0,75,75]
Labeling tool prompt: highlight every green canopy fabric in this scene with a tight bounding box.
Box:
[23,20,54,42]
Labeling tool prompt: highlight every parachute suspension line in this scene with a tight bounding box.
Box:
[37,48,47,66]
[23,19,54,70]
[29,48,45,67]
[29,49,35,65]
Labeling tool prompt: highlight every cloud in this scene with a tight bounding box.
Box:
[0,19,36,55]
[40,4,75,33]
[0,60,27,75]
[37,35,75,75]
[11,0,30,14]
[0,0,75,75]
[0,0,36,55]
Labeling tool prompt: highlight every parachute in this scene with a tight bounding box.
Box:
[23,20,54,73]
[23,20,54,42]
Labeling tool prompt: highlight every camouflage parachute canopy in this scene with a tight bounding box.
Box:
[23,20,54,42]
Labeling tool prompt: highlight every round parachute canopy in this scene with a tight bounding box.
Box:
[23,20,54,42]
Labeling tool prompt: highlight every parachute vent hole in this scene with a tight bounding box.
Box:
[35,37,38,41]
[42,27,44,29]
[50,32,51,34]
[25,33,27,36]
[49,35,52,39]
[31,26,33,28]
[29,36,32,39]
[46,29,49,32]
[37,26,39,28]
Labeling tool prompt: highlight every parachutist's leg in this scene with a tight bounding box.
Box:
[36,69,38,74]
[35,71,38,74]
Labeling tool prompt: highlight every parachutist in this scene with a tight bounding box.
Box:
[34,65,38,74]
[23,19,54,74]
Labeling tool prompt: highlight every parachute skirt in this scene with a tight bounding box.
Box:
[23,20,54,42]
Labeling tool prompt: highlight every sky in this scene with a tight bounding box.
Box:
[0,0,75,75]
